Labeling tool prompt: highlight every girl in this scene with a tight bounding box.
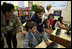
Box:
[48,13,54,27]
[55,16,68,30]
[43,19,53,34]
[43,19,58,48]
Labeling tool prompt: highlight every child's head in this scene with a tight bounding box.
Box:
[58,16,63,24]
[35,6,45,18]
[48,13,54,19]
[27,21,37,34]
[44,19,50,26]
[1,2,14,17]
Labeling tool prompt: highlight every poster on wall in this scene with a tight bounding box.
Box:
[18,1,25,8]
[5,1,18,6]
[28,1,33,7]
[54,11,62,16]
[42,1,67,10]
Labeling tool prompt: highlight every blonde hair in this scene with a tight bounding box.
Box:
[46,5,51,10]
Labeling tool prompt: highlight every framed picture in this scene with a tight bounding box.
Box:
[28,1,33,7]
[54,11,62,16]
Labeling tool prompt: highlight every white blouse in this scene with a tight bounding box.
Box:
[42,9,53,22]
[54,22,60,29]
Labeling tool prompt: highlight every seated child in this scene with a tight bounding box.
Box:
[23,21,50,48]
[43,19,53,33]
[54,16,68,30]
[43,19,58,48]
[25,6,45,33]
[48,13,54,27]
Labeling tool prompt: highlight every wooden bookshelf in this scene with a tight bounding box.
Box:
[14,9,33,23]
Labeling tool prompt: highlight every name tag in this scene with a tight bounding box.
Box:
[10,22,13,26]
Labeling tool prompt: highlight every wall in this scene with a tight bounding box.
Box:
[1,1,28,7]
[1,1,71,23]
[33,1,71,23]
[62,1,71,22]
[33,1,42,6]
[54,1,71,23]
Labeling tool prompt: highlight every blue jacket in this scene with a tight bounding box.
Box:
[23,31,49,48]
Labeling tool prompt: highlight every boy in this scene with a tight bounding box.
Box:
[25,6,45,33]
[23,21,50,48]
[25,5,51,35]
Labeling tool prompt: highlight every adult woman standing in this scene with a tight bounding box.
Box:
[1,2,24,48]
[42,5,53,21]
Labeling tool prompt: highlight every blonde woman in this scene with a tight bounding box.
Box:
[42,5,53,21]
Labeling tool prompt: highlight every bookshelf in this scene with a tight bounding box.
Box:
[14,9,33,24]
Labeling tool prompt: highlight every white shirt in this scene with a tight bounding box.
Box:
[42,9,53,22]
[54,22,60,29]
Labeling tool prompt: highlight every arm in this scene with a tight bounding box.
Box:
[14,15,27,35]
[57,21,68,30]
[43,32,51,46]
[15,16,23,32]
[50,25,53,33]
[37,31,51,46]
[1,25,5,39]
[1,11,7,34]
[23,38,30,48]
[66,24,71,34]
[45,41,51,46]
[44,29,51,34]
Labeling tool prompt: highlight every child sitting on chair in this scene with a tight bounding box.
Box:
[23,21,50,48]
[48,13,54,27]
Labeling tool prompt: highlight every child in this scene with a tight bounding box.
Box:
[42,5,52,20]
[43,19,58,48]
[43,19,53,33]
[25,6,45,33]
[23,21,50,48]
[48,13,54,27]
[54,16,68,36]
[25,6,52,35]
[55,16,68,30]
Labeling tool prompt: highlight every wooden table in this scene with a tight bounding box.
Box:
[35,29,71,48]
[49,29,71,48]
[22,23,71,48]
[51,29,71,41]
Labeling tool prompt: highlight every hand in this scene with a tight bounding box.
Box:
[44,29,51,34]
[6,26,13,31]
[46,30,51,34]
[22,30,27,35]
